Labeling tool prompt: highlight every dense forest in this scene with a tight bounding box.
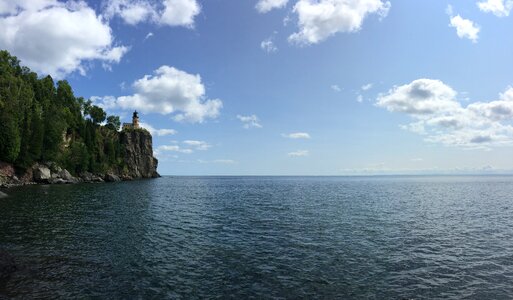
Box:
[0,50,128,175]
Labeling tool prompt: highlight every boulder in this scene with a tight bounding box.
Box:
[104,174,121,182]
[81,172,104,183]
[80,172,93,182]
[58,169,77,183]
[49,178,66,184]
[0,250,16,283]
[59,169,73,181]
[33,165,51,183]
[121,175,134,181]
[91,175,104,183]
[0,191,7,199]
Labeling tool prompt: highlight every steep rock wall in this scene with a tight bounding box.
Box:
[120,129,160,179]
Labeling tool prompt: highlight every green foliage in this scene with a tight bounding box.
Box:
[0,112,21,163]
[0,50,126,174]
[89,105,106,125]
[106,115,121,131]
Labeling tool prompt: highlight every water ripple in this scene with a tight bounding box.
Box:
[1,176,513,298]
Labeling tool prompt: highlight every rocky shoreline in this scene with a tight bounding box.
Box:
[1,127,160,190]
[0,161,158,190]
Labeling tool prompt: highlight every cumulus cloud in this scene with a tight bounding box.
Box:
[0,0,56,14]
[138,122,177,136]
[282,132,311,139]
[449,14,480,43]
[160,0,200,27]
[102,0,200,27]
[256,0,289,13]
[103,0,156,25]
[90,95,119,110]
[377,79,459,115]
[376,79,513,148]
[288,150,309,157]
[478,0,513,17]
[261,37,278,53]
[101,66,221,123]
[237,114,263,129]
[0,0,128,78]
[288,0,391,45]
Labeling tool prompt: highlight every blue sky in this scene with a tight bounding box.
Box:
[2,0,513,175]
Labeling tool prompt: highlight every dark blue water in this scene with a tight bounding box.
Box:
[1,176,513,299]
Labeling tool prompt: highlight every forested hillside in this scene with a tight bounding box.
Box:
[0,50,126,175]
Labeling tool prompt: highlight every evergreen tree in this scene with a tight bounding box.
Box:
[0,50,125,174]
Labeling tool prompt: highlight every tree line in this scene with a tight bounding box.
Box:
[0,50,126,174]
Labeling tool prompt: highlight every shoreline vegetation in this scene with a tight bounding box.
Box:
[0,50,159,191]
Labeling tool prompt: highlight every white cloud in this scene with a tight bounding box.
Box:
[478,0,513,17]
[357,94,364,103]
[256,0,289,13]
[377,79,459,115]
[0,0,128,78]
[261,37,278,53]
[288,0,391,45]
[183,140,211,150]
[197,159,237,164]
[103,0,156,25]
[91,95,119,110]
[288,150,309,157]
[145,32,154,40]
[213,159,236,164]
[376,79,513,148]
[157,145,193,154]
[449,15,480,43]
[160,0,200,27]
[139,122,177,136]
[106,66,221,123]
[0,0,55,14]
[331,84,342,92]
[102,0,200,28]
[237,114,263,129]
[445,4,454,16]
[361,83,373,91]
[156,139,211,155]
[282,132,311,139]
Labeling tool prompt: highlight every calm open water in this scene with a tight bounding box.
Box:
[1,176,513,299]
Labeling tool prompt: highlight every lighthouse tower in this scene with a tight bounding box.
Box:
[132,111,139,129]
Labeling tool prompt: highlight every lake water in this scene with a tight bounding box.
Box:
[1,176,513,299]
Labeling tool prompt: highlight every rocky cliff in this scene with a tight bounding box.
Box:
[0,129,159,187]
[120,129,160,179]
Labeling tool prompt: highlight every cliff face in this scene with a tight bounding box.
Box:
[120,129,160,179]
[0,128,159,188]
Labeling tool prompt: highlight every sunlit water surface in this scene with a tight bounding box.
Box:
[1,176,513,299]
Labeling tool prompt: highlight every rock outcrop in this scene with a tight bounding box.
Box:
[120,129,160,179]
[0,128,159,188]
[104,174,121,182]
[33,164,52,183]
